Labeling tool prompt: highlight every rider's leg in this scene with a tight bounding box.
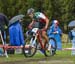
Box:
[42,31,49,48]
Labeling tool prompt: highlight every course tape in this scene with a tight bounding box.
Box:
[0,44,31,49]
[62,48,75,50]
[0,44,75,50]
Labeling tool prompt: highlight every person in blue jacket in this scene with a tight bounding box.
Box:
[47,20,62,50]
[9,20,24,46]
[70,27,75,55]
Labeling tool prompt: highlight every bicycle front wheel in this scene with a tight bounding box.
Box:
[22,37,37,57]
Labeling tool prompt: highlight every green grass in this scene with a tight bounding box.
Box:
[0,43,75,64]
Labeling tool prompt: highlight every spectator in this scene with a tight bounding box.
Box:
[0,13,8,55]
[70,27,75,55]
[9,18,24,46]
[47,20,62,50]
[0,13,8,42]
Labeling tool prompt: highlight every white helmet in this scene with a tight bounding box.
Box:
[54,20,58,24]
[27,8,34,15]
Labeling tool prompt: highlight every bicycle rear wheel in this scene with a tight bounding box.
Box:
[22,37,37,57]
[45,38,57,56]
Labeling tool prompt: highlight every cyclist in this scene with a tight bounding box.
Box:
[27,8,49,49]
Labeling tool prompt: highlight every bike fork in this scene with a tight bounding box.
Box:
[30,36,37,47]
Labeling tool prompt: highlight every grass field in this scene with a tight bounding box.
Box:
[0,43,75,64]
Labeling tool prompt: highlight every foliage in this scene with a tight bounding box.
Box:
[0,0,75,32]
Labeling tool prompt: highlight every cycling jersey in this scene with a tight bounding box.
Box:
[34,12,47,23]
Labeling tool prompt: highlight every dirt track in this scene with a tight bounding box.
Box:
[0,58,74,64]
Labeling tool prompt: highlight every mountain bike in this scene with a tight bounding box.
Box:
[23,28,57,57]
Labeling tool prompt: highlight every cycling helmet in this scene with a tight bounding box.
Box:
[53,20,58,24]
[27,8,34,15]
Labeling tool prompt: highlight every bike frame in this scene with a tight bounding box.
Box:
[27,28,46,50]
[37,31,45,50]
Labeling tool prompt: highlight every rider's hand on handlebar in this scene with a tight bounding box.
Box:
[28,25,32,29]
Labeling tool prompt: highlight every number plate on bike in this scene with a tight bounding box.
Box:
[32,28,38,33]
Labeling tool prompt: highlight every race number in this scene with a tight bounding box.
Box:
[32,28,38,33]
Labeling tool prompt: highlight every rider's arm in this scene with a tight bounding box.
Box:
[45,18,49,29]
[28,19,34,29]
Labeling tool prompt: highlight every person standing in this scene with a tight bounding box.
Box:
[0,13,8,42]
[9,16,24,46]
[70,27,75,55]
[0,13,8,56]
[47,20,62,50]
